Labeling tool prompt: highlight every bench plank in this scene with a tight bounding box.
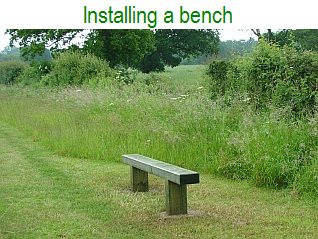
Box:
[122,154,199,185]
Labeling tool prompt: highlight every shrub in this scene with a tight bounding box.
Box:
[114,65,137,85]
[272,49,318,115]
[0,60,27,85]
[17,61,52,86]
[207,40,318,115]
[42,51,114,86]
[206,60,230,98]
[247,41,286,108]
[248,43,318,114]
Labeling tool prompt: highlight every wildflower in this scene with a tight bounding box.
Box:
[242,97,251,102]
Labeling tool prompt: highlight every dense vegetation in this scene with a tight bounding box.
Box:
[207,40,318,115]
[0,30,317,200]
[7,29,219,72]
[181,39,257,65]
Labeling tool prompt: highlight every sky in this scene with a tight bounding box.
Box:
[0,29,256,52]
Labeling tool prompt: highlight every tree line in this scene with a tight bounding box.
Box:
[6,29,219,73]
[3,29,318,73]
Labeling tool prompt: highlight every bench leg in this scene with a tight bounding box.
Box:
[131,166,149,192]
[165,180,187,215]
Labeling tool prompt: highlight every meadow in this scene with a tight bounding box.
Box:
[0,64,317,238]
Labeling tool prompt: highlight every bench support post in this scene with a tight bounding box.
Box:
[131,166,149,192]
[165,180,187,215]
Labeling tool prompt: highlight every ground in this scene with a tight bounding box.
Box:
[1,123,317,238]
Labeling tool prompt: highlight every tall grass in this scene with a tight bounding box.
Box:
[0,65,317,198]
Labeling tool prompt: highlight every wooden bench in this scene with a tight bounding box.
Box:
[122,154,199,215]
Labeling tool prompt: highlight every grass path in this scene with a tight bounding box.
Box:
[0,123,317,238]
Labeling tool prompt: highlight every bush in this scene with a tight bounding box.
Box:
[247,41,286,108]
[42,51,114,86]
[114,65,137,85]
[272,49,318,115]
[206,60,230,98]
[17,61,52,86]
[0,61,27,85]
[207,41,318,115]
[247,42,318,114]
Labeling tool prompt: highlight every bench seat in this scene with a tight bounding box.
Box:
[123,154,199,185]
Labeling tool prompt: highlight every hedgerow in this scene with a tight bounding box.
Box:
[0,60,27,85]
[207,40,318,115]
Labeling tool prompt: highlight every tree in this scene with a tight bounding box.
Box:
[7,29,219,72]
[84,30,155,68]
[140,30,219,73]
[217,38,257,59]
[252,29,318,51]
[7,29,155,68]
[292,29,318,51]
[7,29,82,58]
[0,46,20,61]
[0,46,52,62]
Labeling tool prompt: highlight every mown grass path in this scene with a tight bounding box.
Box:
[0,123,317,238]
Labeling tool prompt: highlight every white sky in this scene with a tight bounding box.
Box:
[0,29,256,52]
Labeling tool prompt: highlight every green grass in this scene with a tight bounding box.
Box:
[0,65,317,197]
[1,123,318,238]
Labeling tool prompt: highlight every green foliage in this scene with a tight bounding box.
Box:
[7,29,219,73]
[139,51,165,73]
[114,65,138,85]
[0,46,21,62]
[0,60,27,84]
[247,41,286,107]
[17,61,52,85]
[7,29,155,70]
[139,30,219,73]
[292,29,318,51]
[207,40,318,115]
[248,42,318,114]
[42,51,114,86]
[7,29,82,57]
[265,29,318,51]
[271,49,318,114]
[181,39,257,65]
[206,60,230,98]
[0,46,52,63]
[85,30,155,69]
[0,65,316,198]
[218,39,257,59]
